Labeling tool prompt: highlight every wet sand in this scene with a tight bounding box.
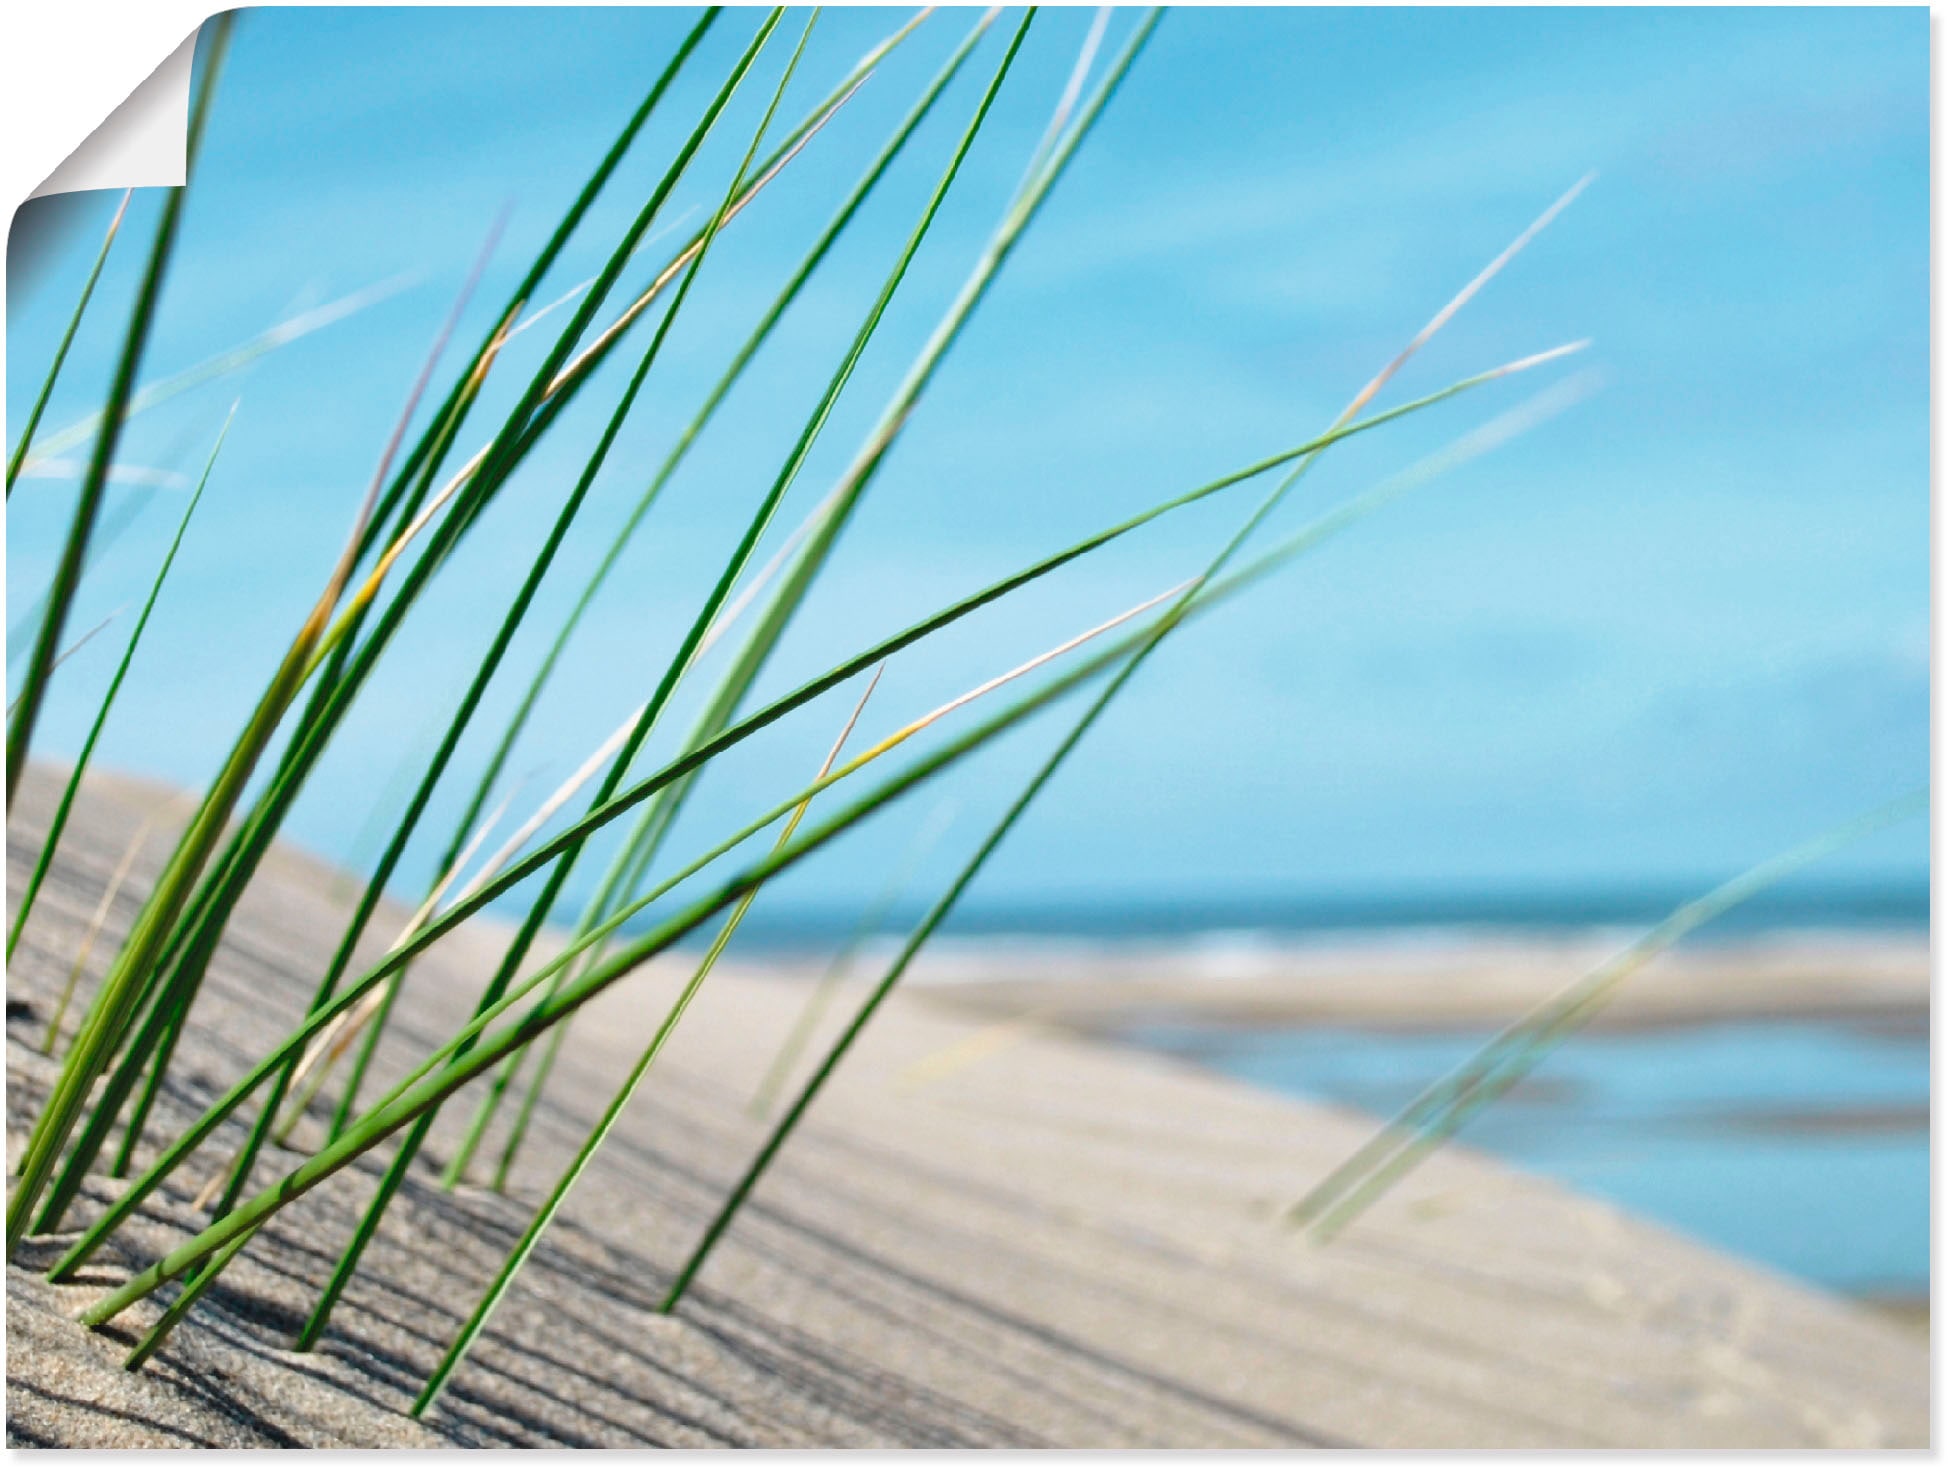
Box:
[4,765,1929,1447]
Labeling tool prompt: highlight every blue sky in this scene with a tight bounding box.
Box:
[5,7,1927,920]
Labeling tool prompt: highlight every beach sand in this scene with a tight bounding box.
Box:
[5,765,1929,1447]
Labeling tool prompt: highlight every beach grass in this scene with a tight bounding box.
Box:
[0,5,1697,1423]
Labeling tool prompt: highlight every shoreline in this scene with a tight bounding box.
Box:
[725,927,1928,1035]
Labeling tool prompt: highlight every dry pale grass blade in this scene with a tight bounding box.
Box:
[894,1008,1053,1094]
[17,275,418,475]
[1291,788,1927,1243]
[307,302,525,655]
[37,797,187,1057]
[503,206,700,344]
[450,472,835,903]
[4,608,123,719]
[316,587,1183,1159]
[275,781,527,1120]
[698,484,837,656]
[309,221,510,646]
[334,216,509,599]
[13,459,194,490]
[749,797,955,1116]
[1341,174,1594,424]
[538,76,864,404]
[412,666,886,1410]
[845,580,1190,769]
[426,473,828,945]
[1014,6,1108,193]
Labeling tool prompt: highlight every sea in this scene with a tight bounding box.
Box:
[668,880,1930,1303]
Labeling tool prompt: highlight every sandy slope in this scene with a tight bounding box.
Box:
[4,766,1927,1447]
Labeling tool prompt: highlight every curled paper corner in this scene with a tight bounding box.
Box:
[29,27,199,201]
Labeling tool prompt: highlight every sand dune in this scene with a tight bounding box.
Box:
[4,766,1927,1447]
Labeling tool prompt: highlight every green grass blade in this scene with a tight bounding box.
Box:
[439,7,1001,975]
[225,5,792,1214]
[37,13,747,1234]
[1292,790,1929,1242]
[5,191,131,495]
[284,9,804,1349]
[413,672,879,1414]
[7,408,231,962]
[43,354,1542,1282]
[567,8,1166,1022]
[15,275,414,480]
[748,800,953,1117]
[653,366,1595,1311]
[3,20,240,1246]
[70,368,1565,1322]
[22,234,513,1240]
[5,20,233,809]
[452,7,1032,1182]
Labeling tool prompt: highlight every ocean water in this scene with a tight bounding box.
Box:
[1122,1016,1928,1300]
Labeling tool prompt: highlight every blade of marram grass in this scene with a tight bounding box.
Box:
[43,344,1554,1285]
[5,21,233,810]
[13,459,190,490]
[8,410,232,962]
[481,499,839,1170]
[655,367,1596,1313]
[275,781,525,1141]
[352,394,1593,1134]
[297,582,1241,1150]
[653,157,1602,1302]
[3,21,240,1244]
[1291,790,1927,1243]
[448,9,1029,1180]
[748,799,954,1118]
[219,3,796,1217]
[82,557,1230,1329]
[285,9,812,1347]
[7,405,229,664]
[24,292,528,1243]
[431,4,1038,1194]
[554,5,1167,1031]
[413,669,885,1413]
[305,10,854,1142]
[431,6,1001,1044]
[74,0,732,1073]
[5,609,123,717]
[474,4,1143,1167]
[44,328,1567,1284]
[521,4,1108,1000]
[139,665,868,1373]
[15,275,415,476]
[317,0,918,611]
[26,11,745,1239]
[71,381,1575,1328]
[106,6,890,1186]
[28,12,760,1234]
[344,513,812,1151]
[22,236,513,1239]
[79,347,1593,1325]
[35,797,186,1058]
[7,475,161,666]
[6,191,132,495]
[367,0,908,1162]
[244,1,799,1188]
[36,329,513,1228]
[691,22,1616,1303]
[461,580,1179,1188]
